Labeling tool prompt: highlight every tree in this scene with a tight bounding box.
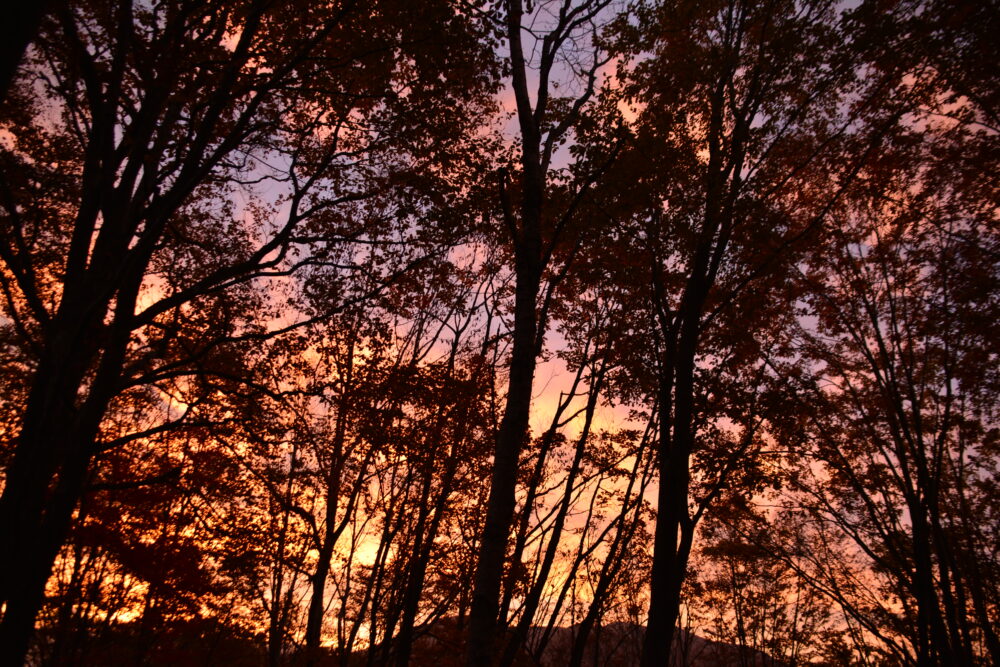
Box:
[2,1,994,664]
[0,0,497,660]
[746,3,1000,662]
[598,0,894,662]
[776,127,1000,664]
[466,0,622,662]
[689,509,841,666]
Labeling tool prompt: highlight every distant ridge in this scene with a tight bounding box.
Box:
[392,618,788,666]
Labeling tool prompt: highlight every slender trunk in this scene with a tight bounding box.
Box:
[380,467,433,665]
[395,432,465,666]
[500,367,603,666]
[393,469,453,667]
[641,352,681,667]
[359,478,407,664]
[304,335,357,666]
[567,430,655,667]
[304,537,336,666]
[384,362,459,664]
[642,254,713,666]
[267,445,300,667]
[466,268,540,664]
[304,408,350,667]
[500,359,590,624]
[497,428,556,625]
[909,503,952,666]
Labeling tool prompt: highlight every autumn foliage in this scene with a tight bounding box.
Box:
[0,0,996,665]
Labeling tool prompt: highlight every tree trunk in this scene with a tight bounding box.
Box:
[500,367,603,666]
[466,6,544,656]
[0,309,113,664]
[642,254,714,666]
[466,264,541,664]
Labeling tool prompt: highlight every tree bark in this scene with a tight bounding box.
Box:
[465,1,545,661]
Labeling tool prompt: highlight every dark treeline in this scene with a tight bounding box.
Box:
[0,0,996,665]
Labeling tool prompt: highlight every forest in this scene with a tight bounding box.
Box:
[0,0,997,665]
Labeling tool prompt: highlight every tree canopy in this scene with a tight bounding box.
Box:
[1,0,996,665]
